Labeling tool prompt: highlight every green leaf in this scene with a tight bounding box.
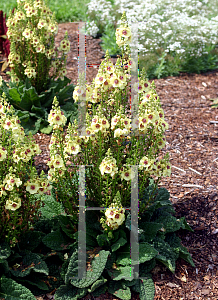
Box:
[165,233,195,267]
[0,276,35,300]
[138,243,158,264]
[39,88,55,108]
[139,222,163,242]
[154,211,181,233]
[0,242,11,260]
[97,233,110,247]
[139,259,156,276]
[65,251,79,285]
[179,217,194,232]
[57,84,75,105]
[108,265,132,281]
[91,283,107,297]
[20,87,40,110]
[111,237,127,252]
[10,252,49,277]
[108,281,131,300]
[31,104,45,118]
[71,250,110,288]
[152,237,178,273]
[40,124,53,134]
[88,276,107,293]
[116,243,158,266]
[18,231,45,251]
[133,275,155,300]
[58,215,75,239]
[54,285,78,300]
[42,228,70,251]
[9,87,21,104]
[25,253,49,275]
[40,195,66,219]
[17,277,49,291]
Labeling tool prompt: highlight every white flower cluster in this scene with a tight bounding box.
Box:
[86,0,115,36]
[86,0,218,59]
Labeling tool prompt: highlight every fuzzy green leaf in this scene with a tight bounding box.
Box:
[108,265,132,281]
[88,276,107,293]
[97,233,110,247]
[111,237,127,252]
[139,259,156,276]
[0,242,11,260]
[116,243,158,266]
[57,85,75,104]
[10,252,49,277]
[18,231,45,251]
[40,124,53,134]
[139,222,163,242]
[71,250,109,288]
[57,215,75,239]
[54,285,87,300]
[133,275,155,300]
[179,217,194,232]
[154,211,181,233]
[166,233,195,267]
[42,228,70,251]
[40,195,66,219]
[65,251,79,285]
[108,281,131,300]
[91,283,107,297]
[17,277,49,291]
[152,237,178,273]
[20,87,40,110]
[9,87,21,104]
[0,276,35,300]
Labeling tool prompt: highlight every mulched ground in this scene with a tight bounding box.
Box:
[1,22,218,300]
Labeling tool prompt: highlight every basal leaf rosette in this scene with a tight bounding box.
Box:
[47,14,171,231]
[6,0,70,94]
[0,93,51,246]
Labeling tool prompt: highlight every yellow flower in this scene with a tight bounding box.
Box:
[65,141,81,155]
[0,147,7,161]
[120,167,135,181]
[5,197,21,211]
[26,180,40,194]
[48,109,67,126]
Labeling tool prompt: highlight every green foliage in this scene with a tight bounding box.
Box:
[0,275,36,300]
[108,280,131,300]
[111,237,127,252]
[18,231,45,252]
[71,250,109,288]
[100,23,121,57]
[88,276,107,293]
[55,284,88,300]
[42,228,72,251]
[0,242,11,261]
[40,194,66,219]
[10,252,49,277]
[132,274,155,300]
[0,77,77,134]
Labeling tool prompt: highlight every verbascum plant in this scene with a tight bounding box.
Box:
[46,12,171,228]
[0,93,51,246]
[0,0,77,134]
[6,0,69,93]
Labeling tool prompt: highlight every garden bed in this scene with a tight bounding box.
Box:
[1,22,218,300]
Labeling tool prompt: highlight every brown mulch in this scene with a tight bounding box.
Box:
[1,22,218,300]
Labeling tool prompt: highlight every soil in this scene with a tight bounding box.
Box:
[1,22,218,300]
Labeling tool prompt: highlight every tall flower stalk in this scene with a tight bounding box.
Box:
[47,13,171,231]
[6,0,70,94]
